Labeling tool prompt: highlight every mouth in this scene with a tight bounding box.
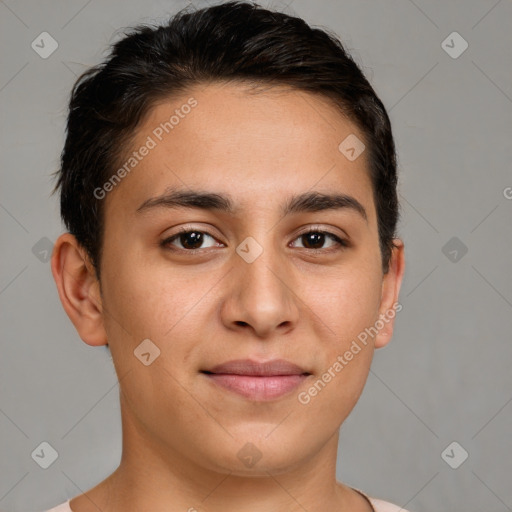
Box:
[200,359,312,401]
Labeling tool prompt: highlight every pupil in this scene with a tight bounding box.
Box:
[181,232,203,249]
[303,232,324,249]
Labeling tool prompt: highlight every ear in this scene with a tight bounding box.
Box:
[51,232,107,346]
[374,238,405,349]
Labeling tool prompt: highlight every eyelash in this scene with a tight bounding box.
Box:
[160,226,349,254]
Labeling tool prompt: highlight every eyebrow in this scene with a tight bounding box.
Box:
[136,187,367,222]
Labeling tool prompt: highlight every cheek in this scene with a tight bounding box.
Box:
[308,265,382,346]
[295,271,381,429]
[297,264,381,403]
[101,250,180,334]
[100,254,218,374]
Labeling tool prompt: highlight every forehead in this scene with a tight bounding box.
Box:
[105,82,375,221]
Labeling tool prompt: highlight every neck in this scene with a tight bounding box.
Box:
[70,398,372,512]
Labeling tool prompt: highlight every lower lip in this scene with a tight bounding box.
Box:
[203,373,309,401]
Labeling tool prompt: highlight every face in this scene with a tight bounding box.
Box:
[79,82,403,476]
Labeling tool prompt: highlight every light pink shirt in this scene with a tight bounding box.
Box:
[43,489,411,512]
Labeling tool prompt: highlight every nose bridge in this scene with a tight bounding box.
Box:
[238,231,290,301]
[222,230,299,337]
[240,237,287,296]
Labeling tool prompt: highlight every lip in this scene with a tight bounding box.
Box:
[201,359,311,401]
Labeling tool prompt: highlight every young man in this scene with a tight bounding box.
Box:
[47,2,407,511]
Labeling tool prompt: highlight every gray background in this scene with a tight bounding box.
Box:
[1,0,511,511]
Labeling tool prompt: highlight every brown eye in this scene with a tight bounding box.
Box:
[291,230,347,251]
[161,230,221,251]
[301,232,326,249]
[177,231,205,249]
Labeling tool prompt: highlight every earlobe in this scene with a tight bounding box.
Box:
[51,233,108,347]
[374,238,405,349]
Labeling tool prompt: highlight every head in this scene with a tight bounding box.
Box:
[51,1,404,478]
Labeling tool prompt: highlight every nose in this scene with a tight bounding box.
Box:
[220,241,300,339]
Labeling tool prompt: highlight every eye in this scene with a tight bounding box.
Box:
[290,229,348,251]
[161,229,223,251]
[160,227,348,253]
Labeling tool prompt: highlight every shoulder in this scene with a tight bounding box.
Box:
[41,500,72,512]
[368,496,411,512]
[42,494,410,512]
[351,486,411,512]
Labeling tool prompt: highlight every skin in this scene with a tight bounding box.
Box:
[51,82,405,512]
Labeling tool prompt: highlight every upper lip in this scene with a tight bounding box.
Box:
[203,359,310,376]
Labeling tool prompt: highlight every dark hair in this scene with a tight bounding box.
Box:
[52,0,400,278]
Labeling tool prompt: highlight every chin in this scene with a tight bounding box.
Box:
[196,430,310,476]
